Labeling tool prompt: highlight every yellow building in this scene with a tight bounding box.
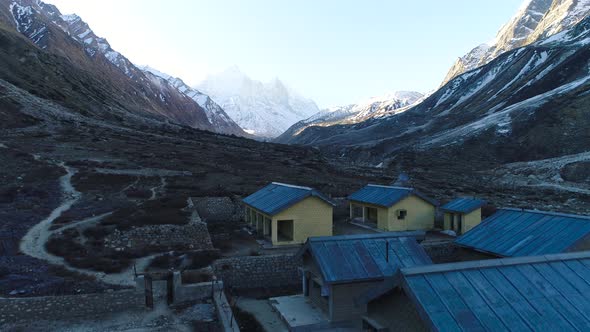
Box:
[440,198,485,235]
[348,184,437,232]
[243,182,335,246]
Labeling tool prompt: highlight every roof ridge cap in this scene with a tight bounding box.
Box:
[500,208,590,220]
[402,251,590,276]
[271,182,312,191]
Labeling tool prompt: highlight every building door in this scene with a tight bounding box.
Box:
[144,275,154,309]
[457,214,463,235]
[450,214,455,231]
[366,207,378,223]
[166,272,175,305]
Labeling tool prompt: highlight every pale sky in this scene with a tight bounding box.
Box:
[45,0,523,108]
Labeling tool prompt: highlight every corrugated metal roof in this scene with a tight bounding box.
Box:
[402,252,590,331]
[242,182,335,216]
[441,197,485,214]
[455,208,590,257]
[298,232,432,284]
[348,184,437,208]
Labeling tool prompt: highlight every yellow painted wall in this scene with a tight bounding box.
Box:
[386,195,436,231]
[271,196,333,246]
[464,208,482,233]
[443,208,482,235]
[350,196,435,231]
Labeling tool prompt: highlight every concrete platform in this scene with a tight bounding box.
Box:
[269,295,359,331]
[269,294,329,329]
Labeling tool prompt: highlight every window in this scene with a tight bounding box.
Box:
[397,209,407,220]
[277,220,294,242]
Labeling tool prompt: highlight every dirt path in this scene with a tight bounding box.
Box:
[19,162,151,286]
[20,163,81,263]
[149,176,167,200]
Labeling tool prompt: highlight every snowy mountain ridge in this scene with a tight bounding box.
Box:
[140,66,245,136]
[197,67,320,138]
[6,0,247,136]
[442,0,590,85]
[275,91,424,144]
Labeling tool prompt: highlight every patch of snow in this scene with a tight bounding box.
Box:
[421,74,590,148]
[78,29,91,39]
[61,14,80,23]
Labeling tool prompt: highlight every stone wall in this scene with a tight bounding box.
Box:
[422,242,496,263]
[172,272,223,304]
[104,222,213,251]
[212,255,302,290]
[190,196,244,223]
[0,289,145,324]
[421,241,457,263]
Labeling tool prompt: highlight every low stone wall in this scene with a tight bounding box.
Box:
[212,255,302,290]
[190,196,243,223]
[104,222,213,251]
[0,289,145,324]
[422,242,497,263]
[421,241,457,263]
[172,272,223,304]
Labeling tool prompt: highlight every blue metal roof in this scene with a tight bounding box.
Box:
[242,182,335,216]
[441,197,485,214]
[298,232,432,284]
[348,184,437,208]
[401,252,590,331]
[456,208,590,257]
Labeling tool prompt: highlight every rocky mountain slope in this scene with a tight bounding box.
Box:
[287,14,590,167]
[442,0,590,85]
[275,91,424,144]
[197,66,320,138]
[140,66,246,137]
[3,0,244,135]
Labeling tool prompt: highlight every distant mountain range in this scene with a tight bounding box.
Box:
[197,67,320,138]
[281,0,590,169]
[275,91,424,144]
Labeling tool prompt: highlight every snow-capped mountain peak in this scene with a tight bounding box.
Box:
[442,0,590,85]
[197,68,320,138]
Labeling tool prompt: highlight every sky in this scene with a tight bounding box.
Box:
[45,0,523,108]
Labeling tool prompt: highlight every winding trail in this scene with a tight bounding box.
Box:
[19,162,145,286]
[20,163,81,262]
[149,176,167,200]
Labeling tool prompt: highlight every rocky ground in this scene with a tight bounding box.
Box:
[1,70,589,302]
[0,77,388,297]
